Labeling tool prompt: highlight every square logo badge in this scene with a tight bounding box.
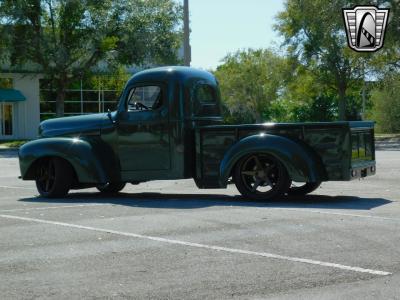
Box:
[343,6,389,52]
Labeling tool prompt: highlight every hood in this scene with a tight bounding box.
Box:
[39,113,109,137]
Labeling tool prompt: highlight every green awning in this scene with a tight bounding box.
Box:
[0,89,26,102]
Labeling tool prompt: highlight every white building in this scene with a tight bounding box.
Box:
[0,73,41,140]
[0,39,187,141]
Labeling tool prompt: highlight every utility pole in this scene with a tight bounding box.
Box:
[362,59,366,120]
[183,0,191,66]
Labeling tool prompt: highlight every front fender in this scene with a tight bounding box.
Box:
[219,134,326,187]
[19,137,118,184]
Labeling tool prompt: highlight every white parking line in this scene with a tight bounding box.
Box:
[267,207,400,222]
[0,213,391,276]
[0,185,36,190]
[0,203,110,212]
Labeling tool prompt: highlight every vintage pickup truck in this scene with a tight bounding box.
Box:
[19,67,376,200]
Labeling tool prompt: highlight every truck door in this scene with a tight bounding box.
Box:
[117,84,170,171]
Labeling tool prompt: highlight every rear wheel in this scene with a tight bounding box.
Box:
[97,182,126,194]
[233,154,291,200]
[288,182,321,196]
[35,158,73,198]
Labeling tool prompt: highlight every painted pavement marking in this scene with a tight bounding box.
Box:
[0,213,391,276]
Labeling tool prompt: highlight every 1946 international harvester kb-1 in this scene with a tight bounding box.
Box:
[19,67,376,200]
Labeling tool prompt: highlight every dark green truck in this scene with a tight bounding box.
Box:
[19,67,376,200]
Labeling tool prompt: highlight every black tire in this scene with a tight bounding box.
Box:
[97,182,126,194]
[233,153,291,200]
[288,182,321,196]
[35,157,73,198]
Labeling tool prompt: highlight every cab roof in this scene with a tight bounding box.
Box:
[126,66,217,86]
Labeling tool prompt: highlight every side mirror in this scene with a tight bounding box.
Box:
[107,109,116,124]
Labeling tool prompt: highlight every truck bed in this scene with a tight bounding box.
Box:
[195,121,375,188]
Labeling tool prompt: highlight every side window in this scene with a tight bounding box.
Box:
[195,84,216,103]
[192,83,220,117]
[127,85,162,112]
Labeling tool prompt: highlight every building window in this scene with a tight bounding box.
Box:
[0,103,13,136]
[0,78,13,89]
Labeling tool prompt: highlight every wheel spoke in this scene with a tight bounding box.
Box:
[40,160,55,192]
[264,177,273,187]
[264,163,275,173]
[252,156,264,171]
[242,170,257,176]
[263,163,277,186]
[251,178,262,192]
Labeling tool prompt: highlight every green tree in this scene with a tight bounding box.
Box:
[89,66,130,92]
[274,0,382,120]
[214,49,288,123]
[371,0,400,74]
[281,63,334,121]
[370,74,400,133]
[368,0,400,131]
[281,62,368,122]
[0,0,182,116]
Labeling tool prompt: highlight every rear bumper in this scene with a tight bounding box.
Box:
[350,161,376,180]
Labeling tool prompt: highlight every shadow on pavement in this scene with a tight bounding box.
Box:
[19,192,392,211]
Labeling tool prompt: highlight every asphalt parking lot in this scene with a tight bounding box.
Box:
[1,147,400,299]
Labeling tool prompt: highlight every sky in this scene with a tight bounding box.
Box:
[187,0,285,70]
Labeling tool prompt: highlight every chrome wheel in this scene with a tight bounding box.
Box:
[234,154,290,200]
[241,155,279,193]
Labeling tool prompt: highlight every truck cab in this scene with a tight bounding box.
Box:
[19,67,376,200]
[110,67,223,181]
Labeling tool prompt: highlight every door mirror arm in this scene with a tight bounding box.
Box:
[107,109,117,125]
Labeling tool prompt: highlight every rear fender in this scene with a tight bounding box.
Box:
[219,134,326,187]
[19,138,119,184]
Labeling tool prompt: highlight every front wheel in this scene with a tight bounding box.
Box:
[233,154,291,200]
[35,158,73,198]
[97,182,126,194]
